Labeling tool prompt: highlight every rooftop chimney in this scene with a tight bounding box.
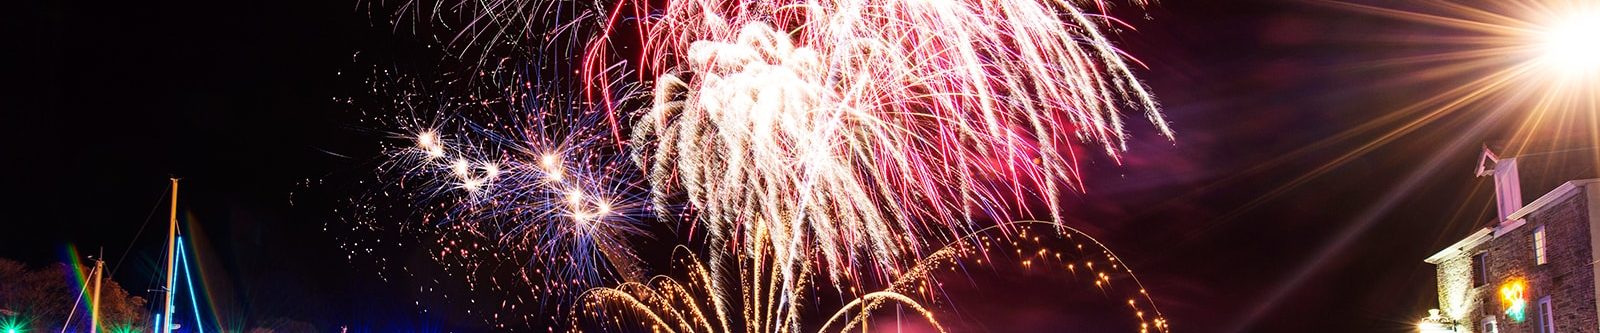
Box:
[1477,146,1523,224]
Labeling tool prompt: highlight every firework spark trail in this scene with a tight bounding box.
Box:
[372,62,652,287]
[387,0,602,69]
[406,126,648,283]
[573,222,1168,333]
[358,0,1176,330]
[821,221,1169,333]
[571,228,938,333]
[617,0,1174,290]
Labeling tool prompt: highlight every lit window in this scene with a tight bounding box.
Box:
[1473,252,1489,287]
[1538,296,1555,333]
[1534,226,1547,265]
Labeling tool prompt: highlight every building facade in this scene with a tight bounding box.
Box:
[1424,150,1600,333]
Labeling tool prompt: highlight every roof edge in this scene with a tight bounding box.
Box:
[1504,179,1600,221]
[1426,227,1493,264]
[1426,179,1599,264]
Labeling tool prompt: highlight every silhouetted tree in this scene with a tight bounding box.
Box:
[0,258,150,332]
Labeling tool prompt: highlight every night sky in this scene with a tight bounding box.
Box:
[4,0,1597,332]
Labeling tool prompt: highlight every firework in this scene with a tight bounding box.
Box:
[363,59,652,290]
[343,60,659,328]
[571,222,1169,333]
[611,0,1173,286]
[353,0,1177,331]
[402,127,646,283]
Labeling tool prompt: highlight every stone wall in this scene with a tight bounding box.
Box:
[1436,251,1483,332]
[1481,187,1596,333]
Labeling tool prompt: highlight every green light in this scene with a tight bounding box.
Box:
[1501,279,1529,322]
[1,316,24,333]
[107,323,139,333]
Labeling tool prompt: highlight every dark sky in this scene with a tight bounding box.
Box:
[4,0,1597,332]
[2,0,434,330]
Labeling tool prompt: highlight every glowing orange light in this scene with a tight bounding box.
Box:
[1500,279,1528,322]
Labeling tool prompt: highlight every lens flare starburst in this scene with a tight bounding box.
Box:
[1325,0,1600,139]
[1536,10,1600,75]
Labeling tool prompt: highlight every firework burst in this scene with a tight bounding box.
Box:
[613,0,1174,286]
[571,222,1169,333]
[350,0,1178,331]
[354,57,653,294]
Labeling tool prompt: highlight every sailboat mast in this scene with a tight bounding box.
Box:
[90,250,103,333]
[162,178,179,333]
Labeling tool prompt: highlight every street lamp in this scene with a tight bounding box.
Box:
[1419,309,1459,333]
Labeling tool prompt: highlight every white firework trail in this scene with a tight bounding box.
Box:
[618,0,1173,287]
[359,0,1178,330]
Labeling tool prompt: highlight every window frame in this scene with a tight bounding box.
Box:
[1473,252,1489,287]
[1534,225,1548,265]
[1537,295,1554,333]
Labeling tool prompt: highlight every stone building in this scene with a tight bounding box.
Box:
[1423,148,1600,333]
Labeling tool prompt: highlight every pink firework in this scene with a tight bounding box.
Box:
[588,0,1174,284]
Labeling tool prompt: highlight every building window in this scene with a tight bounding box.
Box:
[1537,296,1554,333]
[1534,226,1547,265]
[1483,316,1498,333]
[1473,252,1489,287]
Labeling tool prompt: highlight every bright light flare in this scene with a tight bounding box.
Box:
[541,153,564,180]
[481,162,500,179]
[1304,0,1600,189]
[417,131,446,158]
[566,189,584,206]
[0,316,25,333]
[1536,11,1600,74]
[451,158,471,178]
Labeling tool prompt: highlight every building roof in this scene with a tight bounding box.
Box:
[1504,179,1599,222]
[1425,226,1492,264]
[1425,178,1599,264]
